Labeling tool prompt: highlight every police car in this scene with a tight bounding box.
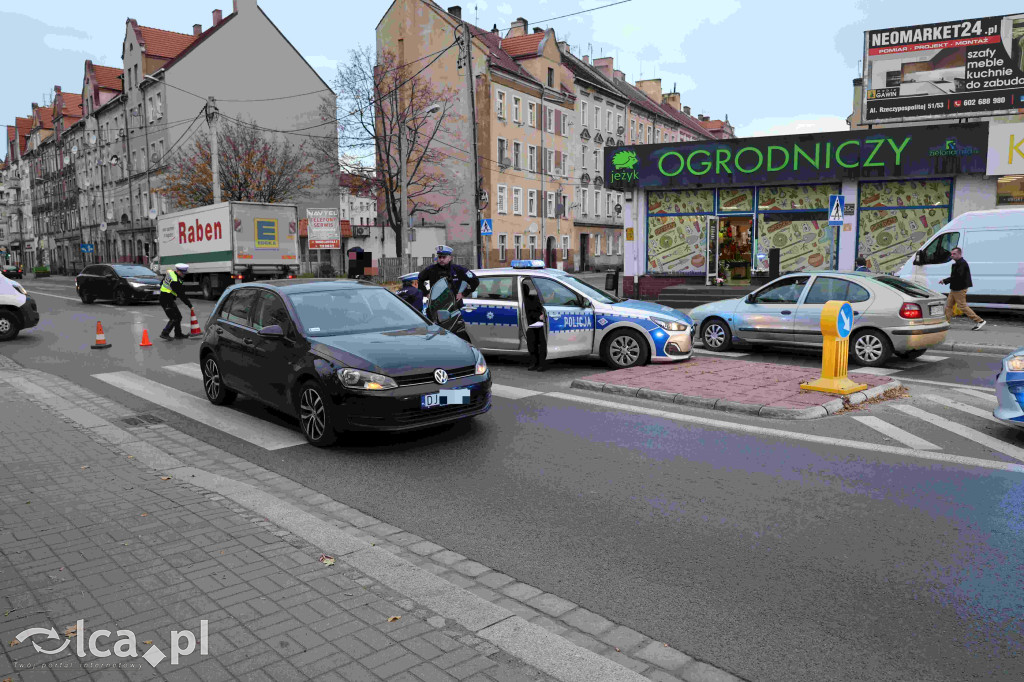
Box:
[434,260,694,369]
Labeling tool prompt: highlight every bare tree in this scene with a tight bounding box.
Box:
[324,45,461,257]
[162,117,320,209]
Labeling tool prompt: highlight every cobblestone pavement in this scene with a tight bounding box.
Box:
[0,355,744,682]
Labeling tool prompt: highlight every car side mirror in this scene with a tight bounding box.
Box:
[436,310,452,322]
[913,252,922,266]
[579,298,591,308]
[258,324,285,339]
[745,294,755,304]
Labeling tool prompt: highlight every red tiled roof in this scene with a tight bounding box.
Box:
[161,14,236,72]
[92,64,124,92]
[137,25,196,59]
[657,101,710,139]
[56,92,84,121]
[15,117,32,154]
[501,33,543,58]
[34,106,54,130]
[699,119,727,130]
[468,25,539,84]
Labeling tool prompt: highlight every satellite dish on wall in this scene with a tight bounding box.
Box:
[71,145,78,155]
[89,133,97,145]
[109,155,119,166]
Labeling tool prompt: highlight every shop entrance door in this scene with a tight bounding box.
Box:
[579,234,590,271]
[717,217,753,284]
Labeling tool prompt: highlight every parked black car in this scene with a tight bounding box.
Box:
[199,279,492,446]
[1,264,24,279]
[75,264,162,305]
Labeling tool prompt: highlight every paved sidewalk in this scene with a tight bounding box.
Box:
[572,357,899,419]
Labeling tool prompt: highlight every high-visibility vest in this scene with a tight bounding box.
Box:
[160,270,179,296]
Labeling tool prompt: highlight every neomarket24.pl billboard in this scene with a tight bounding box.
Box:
[862,14,1024,123]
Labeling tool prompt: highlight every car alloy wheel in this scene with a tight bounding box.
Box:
[79,290,95,304]
[603,330,647,369]
[298,382,337,447]
[202,356,236,406]
[114,287,130,306]
[852,330,892,367]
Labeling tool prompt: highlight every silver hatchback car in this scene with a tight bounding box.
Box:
[689,272,950,367]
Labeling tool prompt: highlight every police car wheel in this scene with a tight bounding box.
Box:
[298,381,337,447]
[602,330,648,369]
[202,356,237,406]
[0,311,20,341]
[701,318,733,352]
[851,329,893,367]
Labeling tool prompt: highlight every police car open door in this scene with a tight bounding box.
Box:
[528,277,595,359]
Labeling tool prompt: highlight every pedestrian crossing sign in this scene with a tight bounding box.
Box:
[480,219,493,236]
[828,195,844,227]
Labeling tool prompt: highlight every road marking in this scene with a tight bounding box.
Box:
[921,394,1002,425]
[895,376,996,392]
[954,387,999,405]
[849,366,900,376]
[850,415,940,451]
[543,391,1024,474]
[890,403,1024,464]
[491,384,542,400]
[26,290,82,302]
[164,363,203,380]
[92,371,307,451]
[909,354,948,363]
[692,349,750,358]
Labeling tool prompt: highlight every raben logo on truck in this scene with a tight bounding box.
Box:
[177,219,223,244]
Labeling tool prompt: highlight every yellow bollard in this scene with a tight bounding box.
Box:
[800,300,868,395]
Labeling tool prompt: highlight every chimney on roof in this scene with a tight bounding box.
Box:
[613,69,624,80]
[447,5,461,19]
[234,0,256,14]
[683,105,691,116]
[212,9,222,25]
[193,23,202,36]
[54,86,61,95]
[635,78,662,102]
[593,56,613,78]
[509,17,528,37]
[491,24,499,35]
[663,92,680,111]
[582,55,589,64]
[558,41,569,54]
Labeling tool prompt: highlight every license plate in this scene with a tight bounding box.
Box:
[421,389,471,409]
[930,304,943,317]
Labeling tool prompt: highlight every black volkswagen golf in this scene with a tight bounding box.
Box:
[199,279,491,446]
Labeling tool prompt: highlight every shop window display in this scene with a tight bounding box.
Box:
[858,179,952,274]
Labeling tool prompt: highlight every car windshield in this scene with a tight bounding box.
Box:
[873,275,939,299]
[288,287,426,336]
[113,265,158,277]
[552,274,623,303]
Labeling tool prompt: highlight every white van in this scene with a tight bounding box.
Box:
[895,208,1024,311]
[0,272,40,341]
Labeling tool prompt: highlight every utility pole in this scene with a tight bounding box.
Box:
[207,96,222,203]
[122,95,137,263]
[463,20,482,269]
[540,95,545,265]
[399,123,410,276]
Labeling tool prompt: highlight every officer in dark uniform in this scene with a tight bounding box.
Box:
[418,245,479,343]
[396,273,425,313]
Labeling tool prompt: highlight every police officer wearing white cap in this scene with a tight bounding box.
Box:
[158,263,194,340]
[396,272,424,313]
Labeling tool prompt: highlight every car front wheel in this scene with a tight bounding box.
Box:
[79,290,96,304]
[601,329,649,369]
[202,355,237,406]
[114,287,130,306]
[0,311,21,341]
[298,381,337,447]
[851,329,893,367]
[701,318,733,352]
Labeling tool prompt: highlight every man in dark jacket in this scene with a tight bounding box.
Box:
[417,245,479,305]
[159,263,194,340]
[396,273,424,313]
[522,281,547,371]
[940,247,985,330]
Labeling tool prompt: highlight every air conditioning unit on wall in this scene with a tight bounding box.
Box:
[353,226,370,237]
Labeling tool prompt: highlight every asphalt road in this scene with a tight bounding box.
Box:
[6,278,1024,682]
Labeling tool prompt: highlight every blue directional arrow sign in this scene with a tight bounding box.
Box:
[480,218,493,236]
[836,301,853,339]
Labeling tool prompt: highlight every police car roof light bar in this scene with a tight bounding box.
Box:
[510,260,546,269]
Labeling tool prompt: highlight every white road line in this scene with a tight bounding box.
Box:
[954,387,1000,405]
[491,384,543,400]
[92,371,307,451]
[895,376,997,392]
[164,363,203,380]
[848,366,901,376]
[909,354,948,363]
[27,290,82,302]
[890,403,1024,464]
[543,391,1024,474]
[921,394,1002,425]
[692,349,750,358]
[850,415,940,451]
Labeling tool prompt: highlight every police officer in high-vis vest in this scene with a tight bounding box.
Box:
[159,263,194,340]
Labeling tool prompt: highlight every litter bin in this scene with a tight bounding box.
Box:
[605,270,619,292]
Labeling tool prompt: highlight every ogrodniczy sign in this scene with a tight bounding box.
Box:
[605,123,988,190]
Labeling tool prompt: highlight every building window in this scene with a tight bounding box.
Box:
[498,138,508,164]
[155,93,162,118]
[497,90,506,119]
[512,187,523,215]
[513,141,522,170]
[595,190,601,217]
[528,145,537,172]
[581,189,588,216]
[546,192,555,218]
[546,149,554,174]
[593,149,600,172]
[547,67,554,87]
[514,234,522,260]
[528,189,537,216]
[497,184,507,214]
[647,125,652,143]
[562,235,569,259]
[528,234,537,259]
[582,145,588,168]
[498,233,507,261]
[655,129,661,143]
[616,233,622,255]
[561,113,568,136]
[607,194,613,217]
[582,101,588,126]
[594,106,601,132]
[147,97,154,123]
[528,102,536,127]
[607,110,612,132]
[616,113,623,133]
[513,96,521,122]
[546,107,554,133]
[595,233,601,256]
[606,228,613,255]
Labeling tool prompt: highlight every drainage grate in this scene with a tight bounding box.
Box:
[121,414,164,427]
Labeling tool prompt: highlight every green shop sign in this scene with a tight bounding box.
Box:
[605,123,987,190]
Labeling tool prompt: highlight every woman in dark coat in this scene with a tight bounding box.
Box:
[522,281,547,371]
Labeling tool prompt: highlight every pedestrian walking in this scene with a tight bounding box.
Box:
[940,247,986,331]
[159,263,194,340]
[855,257,870,272]
[522,281,547,372]
[396,272,424,313]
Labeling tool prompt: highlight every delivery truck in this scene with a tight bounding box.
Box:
[153,201,299,299]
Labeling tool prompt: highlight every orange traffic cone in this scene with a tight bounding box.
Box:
[139,329,152,347]
[188,308,203,338]
[91,321,111,349]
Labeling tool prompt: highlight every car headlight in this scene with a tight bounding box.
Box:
[1007,356,1024,372]
[129,280,147,288]
[473,348,488,375]
[11,282,26,296]
[652,317,689,332]
[338,368,398,390]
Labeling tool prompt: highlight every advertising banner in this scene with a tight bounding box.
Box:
[862,14,1024,123]
[606,123,987,190]
[647,215,706,274]
[986,121,1024,175]
[857,179,952,274]
[756,218,833,273]
[307,208,341,249]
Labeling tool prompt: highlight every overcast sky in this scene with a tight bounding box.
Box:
[2,0,1023,144]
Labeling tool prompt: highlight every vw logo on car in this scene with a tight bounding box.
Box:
[434,369,449,384]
